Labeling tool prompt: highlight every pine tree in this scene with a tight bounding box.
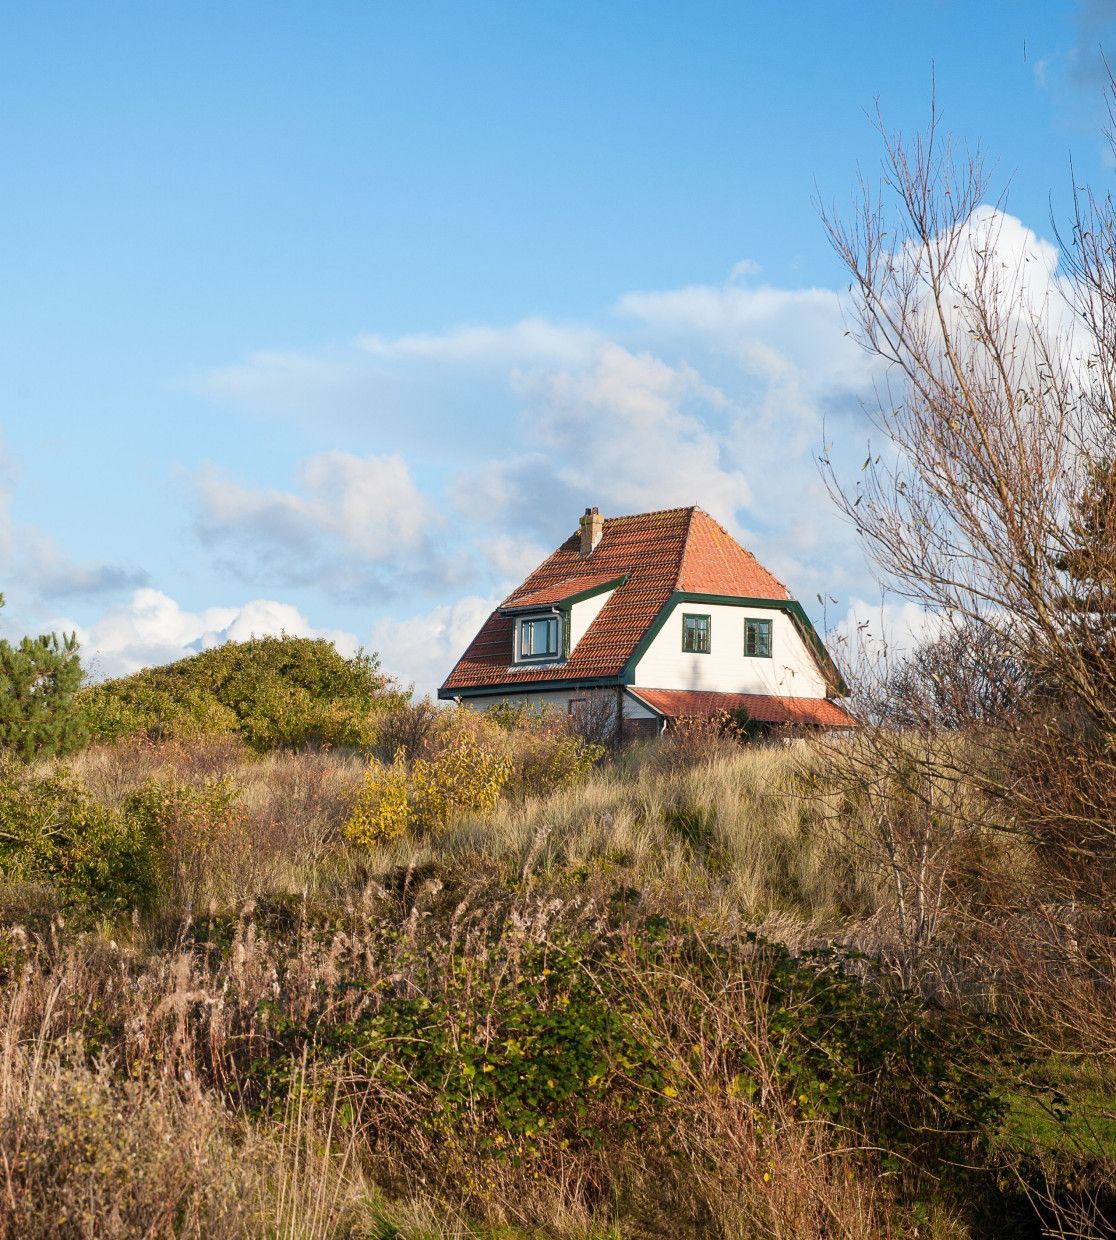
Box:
[0,594,88,761]
[1060,459,1116,619]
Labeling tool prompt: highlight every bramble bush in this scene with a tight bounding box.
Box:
[247,922,669,1173]
[237,903,1007,1206]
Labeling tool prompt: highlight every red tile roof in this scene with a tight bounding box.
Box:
[504,572,625,610]
[441,506,793,693]
[628,688,856,728]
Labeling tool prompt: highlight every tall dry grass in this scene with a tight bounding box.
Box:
[0,732,1096,1237]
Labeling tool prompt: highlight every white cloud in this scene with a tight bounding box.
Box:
[357,317,600,368]
[369,594,500,698]
[60,588,359,680]
[196,269,888,624]
[0,436,149,602]
[506,342,752,531]
[728,258,762,282]
[831,597,945,673]
[200,348,368,421]
[16,526,149,598]
[194,451,451,598]
[191,215,1073,668]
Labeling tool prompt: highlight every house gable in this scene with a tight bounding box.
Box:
[627,594,830,699]
[622,592,846,697]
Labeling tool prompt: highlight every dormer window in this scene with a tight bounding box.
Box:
[517,612,561,662]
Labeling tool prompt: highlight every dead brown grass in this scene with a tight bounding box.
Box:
[0,732,1100,1237]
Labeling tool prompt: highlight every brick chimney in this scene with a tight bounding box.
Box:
[579,506,603,556]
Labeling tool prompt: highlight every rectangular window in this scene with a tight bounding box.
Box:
[518,614,559,660]
[681,613,711,653]
[745,618,772,658]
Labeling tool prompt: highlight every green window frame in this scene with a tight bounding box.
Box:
[518,614,560,661]
[745,617,772,658]
[681,613,711,654]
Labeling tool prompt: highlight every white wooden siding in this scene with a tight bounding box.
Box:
[468,690,580,714]
[621,691,657,719]
[631,601,828,698]
[567,587,617,653]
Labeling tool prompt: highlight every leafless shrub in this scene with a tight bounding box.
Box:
[821,97,1116,885]
[651,710,744,773]
[567,689,621,748]
[370,696,445,762]
[67,733,254,804]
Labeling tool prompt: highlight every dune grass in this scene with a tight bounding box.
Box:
[0,733,1108,1238]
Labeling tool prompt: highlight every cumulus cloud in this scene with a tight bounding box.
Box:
[196,265,889,620]
[369,593,501,698]
[192,215,1071,662]
[194,451,455,599]
[200,348,371,422]
[508,342,749,529]
[61,588,359,680]
[16,527,149,598]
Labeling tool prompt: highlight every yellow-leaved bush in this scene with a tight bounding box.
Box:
[344,736,511,845]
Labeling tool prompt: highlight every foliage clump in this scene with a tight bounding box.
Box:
[0,593,87,762]
[345,737,511,844]
[345,705,606,844]
[82,636,406,752]
[0,757,157,916]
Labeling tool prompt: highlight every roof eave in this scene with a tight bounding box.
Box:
[439,675,626,700]
[500,573,630,615]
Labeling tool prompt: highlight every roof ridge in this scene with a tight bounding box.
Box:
[671,506,698,590]
[600,504,696,524]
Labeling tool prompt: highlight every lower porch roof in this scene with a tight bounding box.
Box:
[626,688,856,728]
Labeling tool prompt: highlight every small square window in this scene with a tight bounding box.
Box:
[682,613,711,653]
[518,614,559,660]
[745,618,772,658]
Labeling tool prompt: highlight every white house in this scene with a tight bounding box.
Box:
[439,505,854,738]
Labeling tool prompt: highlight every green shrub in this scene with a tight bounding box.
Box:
[124,776,247,914]
[0,601,87,761]
[250,924,666,1165]
[0,758,157,915]
[238,902,1005,1192]
[728,935,1009,1172]
[83,636,406,751]
[344,736,511,845]
[504,727,605,800]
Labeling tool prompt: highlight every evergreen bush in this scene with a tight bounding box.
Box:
[0,594,87,761]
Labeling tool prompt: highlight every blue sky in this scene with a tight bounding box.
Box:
[2,1,1114,692]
